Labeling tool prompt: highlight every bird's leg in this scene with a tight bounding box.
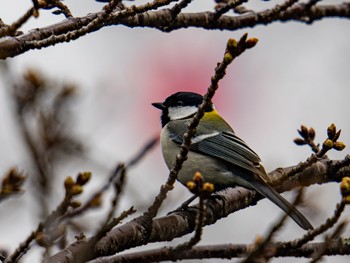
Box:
[179,194,198,209]
[167,194,198,215]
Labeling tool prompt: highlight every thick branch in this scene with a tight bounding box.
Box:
[48,157,350,263]
[91,240,350,262]
[0,3,349,59]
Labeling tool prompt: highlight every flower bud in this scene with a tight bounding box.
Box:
[227,38,238,49]
[246,38,259,49]
[90,193,103,207]
[309,127,316,140]
[70,200,82,208]
[323,139,333,149]
[327,123,336,139]
[76,172,91,186]
[186,181,196,191]
[333,142,346,151]
[203,182,215,193]
[298,125,309,139]
[71,185,83,196]
[340,177,350,197]
[64,176,75,191]
[294,138,306,146]
[224,53,233,64]
[193,171,203,182]
[344,196,350,204]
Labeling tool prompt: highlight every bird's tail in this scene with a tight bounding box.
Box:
[250,178,313,230]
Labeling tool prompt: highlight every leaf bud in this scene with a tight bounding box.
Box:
[36,232,49,247]
[323,139,333,149]
[294,138,306,146]
[227,38,238,49]
[340,177,350,197]
[327,123,336,139]
[308,127,316,140]
[334,130,342,141]
[76,172,91,186]
[246,38,259,49]
[186,181,196,191]
[33,9,39,18]
[71,185,83,196]
[298,125,309,139]
[223,53,233,64]
[333,142,346,151]
[64,176,75,191]
[193,171,203,182]
[70,200,82,208]
[344,196,350,205]
[89,193,103,207]
[203,182,215,193]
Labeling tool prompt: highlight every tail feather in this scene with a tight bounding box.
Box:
[249,179,313,230]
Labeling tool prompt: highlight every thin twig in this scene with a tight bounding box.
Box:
[0,8,35,37]
[213,0,248,20]
[62,137,157,220]
[92,207,136,242]
[5,190,76,263]
[282,199,346,250]
[171,178,208,252]
[91,164,128,244]
[258,0,300,20]
[49,0,73,18]
[241,188,305,263]
[1,3,350,59]
[309,220,347,263]
[25,0,176,52]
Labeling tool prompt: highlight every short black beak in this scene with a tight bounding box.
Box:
[152,102,165,110]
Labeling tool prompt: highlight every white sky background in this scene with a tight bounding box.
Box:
[0,0,350,262]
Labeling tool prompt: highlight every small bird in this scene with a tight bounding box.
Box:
[152,91,313,230]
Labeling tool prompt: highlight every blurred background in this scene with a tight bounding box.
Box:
[0,0,349,262]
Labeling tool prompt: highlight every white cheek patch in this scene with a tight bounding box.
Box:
[168,106,198,120]
[191,132,219,143]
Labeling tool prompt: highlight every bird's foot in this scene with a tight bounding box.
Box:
[167,195,198,215]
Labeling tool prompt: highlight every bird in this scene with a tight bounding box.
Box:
[152,91,313,230]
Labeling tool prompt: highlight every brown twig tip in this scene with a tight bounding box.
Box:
[294,124,345,156]
[64,176,75,192]
[70,185,83,196]
[76,172,92,186]
[318,123,345,157]
[186,172,215,196]
[246,37,259,48]
[294,124,319,153]
[0,168,26,197]
[224,35,254,63]
[203,182,215,193]
[64,172,92,196]
[327,123,337,139]
[223,34,258,65]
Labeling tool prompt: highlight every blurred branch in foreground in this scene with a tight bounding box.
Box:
[11,68,83,219]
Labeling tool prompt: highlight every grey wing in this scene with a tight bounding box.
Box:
[166,121,266,179]
[190,131,267,179]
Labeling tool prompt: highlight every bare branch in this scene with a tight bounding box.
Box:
[91,239,350,262]
[0,3,349,59]
[46,155,350,263]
